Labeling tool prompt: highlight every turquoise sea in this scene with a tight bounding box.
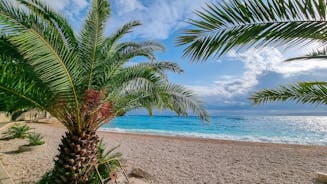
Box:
[101,115,327,145]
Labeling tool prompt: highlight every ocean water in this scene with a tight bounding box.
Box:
[101,115,327,145]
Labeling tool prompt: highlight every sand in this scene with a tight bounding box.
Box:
[1,122,327,184]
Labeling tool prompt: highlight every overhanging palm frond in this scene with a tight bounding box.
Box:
[0,36,23,59]
[250,82,327,105]
[17,0,78,49]
[286,46,327,61]
[177,0,327,61]
[0,55,53,112]
[0,0,82,129]
[17,0,78,48]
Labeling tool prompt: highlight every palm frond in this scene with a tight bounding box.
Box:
[0,55,52,112]
[115,41,165,53]
[111,82,210,122]
[116,41,165,61]
[0,36,23,59]
[99,61,183,89]
[251,82,327,105]
[16,0,78,48]
[79,0,110,89]
[93,41,166,88]
[158,83,209,122]
[105,21,141,48]
[286,46,327,61]
[0,0,82,130]
[177,0,327,61]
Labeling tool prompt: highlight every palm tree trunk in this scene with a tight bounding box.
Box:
[51,130,99,183]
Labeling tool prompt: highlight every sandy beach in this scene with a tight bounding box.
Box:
[1,122,327,184]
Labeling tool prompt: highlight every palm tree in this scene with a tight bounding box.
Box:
[0,0,209,183]
[177,0,327,105]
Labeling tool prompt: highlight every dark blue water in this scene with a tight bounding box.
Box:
[101,115,327,145]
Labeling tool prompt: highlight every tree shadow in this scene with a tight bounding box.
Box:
[2,150,22,154]
[313,178,326,184]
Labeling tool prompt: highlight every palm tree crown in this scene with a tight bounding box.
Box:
[178,0,327,105]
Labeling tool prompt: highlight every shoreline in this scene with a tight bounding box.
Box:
[3,120,326,147]
[99,129,327,149]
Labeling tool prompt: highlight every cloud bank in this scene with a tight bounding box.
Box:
[109,0,207,40]
[187,47,327,100]
[19,0,206,40]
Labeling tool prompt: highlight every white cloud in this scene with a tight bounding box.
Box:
[72,0,89,11]
[188,47,327,98]
[109,0,207,40]
[43,0,68,11]
[40,0,89,26]
[9,0,207,39]
[116,0,145,15]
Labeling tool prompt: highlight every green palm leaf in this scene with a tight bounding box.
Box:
[0,0,82,129]
[79,0,110,89]
[286,47,327,61]
[16,0,78,48]
[251,82,327,105]
[0,56,52,112]
[177,0,327,61]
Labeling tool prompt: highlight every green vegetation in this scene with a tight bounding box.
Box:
[1,124,31,140]
[37,171,53,184]
[89,139,123,183]
[27,133,45,146]
[178,0,327,105]
[0,0,208,182]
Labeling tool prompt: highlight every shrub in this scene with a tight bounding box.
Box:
[1,124,31,140]
[27,133,45,146]
[89,139,122,183]
[37,170,53,184]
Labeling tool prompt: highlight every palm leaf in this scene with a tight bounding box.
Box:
[0,55,52,111]
[16,0,78,48]
[0,0,82,131]
[103,21,141,50]
[79,0,110,89]
[177,0,327,61]
[251,82,327,105]
[286,46,327,61]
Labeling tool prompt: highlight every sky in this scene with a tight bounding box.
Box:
[30,0,327,115]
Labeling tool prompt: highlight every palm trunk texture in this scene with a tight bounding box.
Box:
[51,130,99,183]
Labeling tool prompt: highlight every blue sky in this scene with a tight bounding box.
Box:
[43,0,326,115]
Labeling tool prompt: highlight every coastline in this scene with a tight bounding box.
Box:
[1,122,327,183]
[99,129,327,148]
[103,115,327,146]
